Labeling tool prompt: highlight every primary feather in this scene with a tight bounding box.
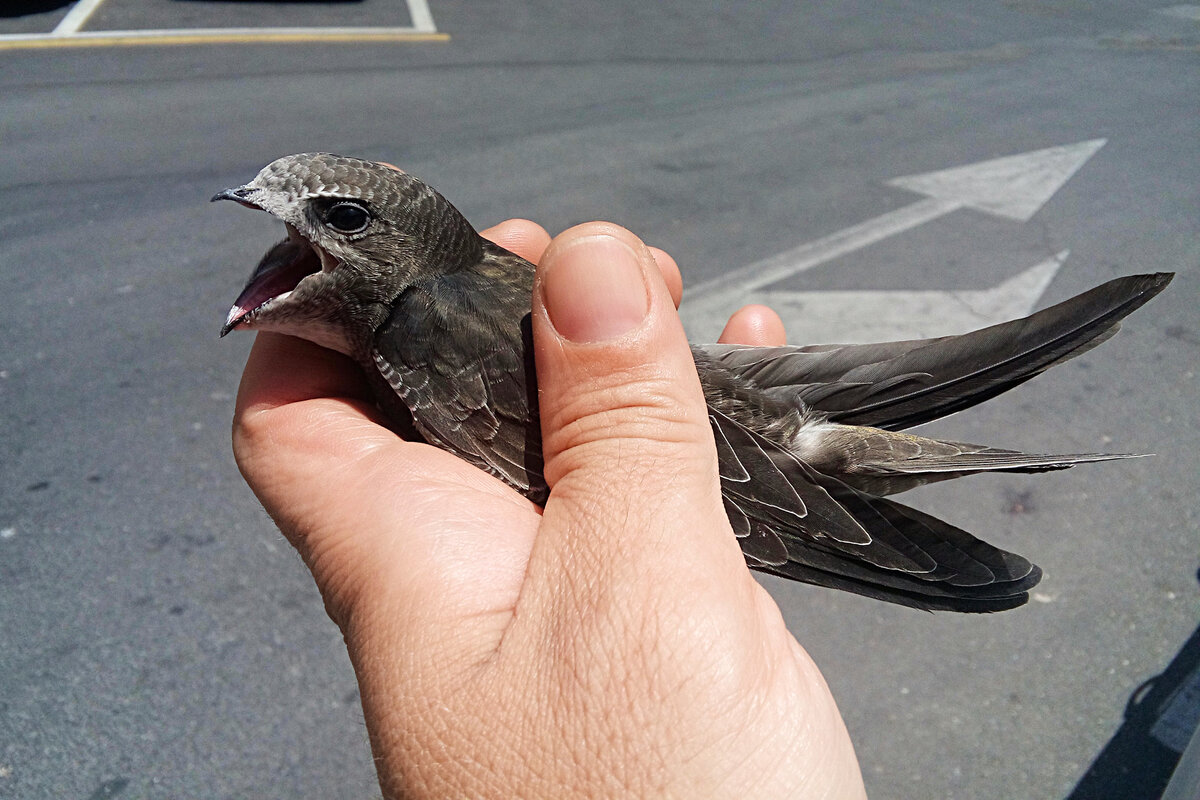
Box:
[703,272,1171,430]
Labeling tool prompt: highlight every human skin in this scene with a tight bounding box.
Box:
[231,218,866,799]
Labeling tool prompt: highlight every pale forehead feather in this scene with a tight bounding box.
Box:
[252,153,430,208]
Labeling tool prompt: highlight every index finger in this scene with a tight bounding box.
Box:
[481,218,553,263]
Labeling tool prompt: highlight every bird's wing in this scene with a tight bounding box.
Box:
[371,275,547,503]
[758,497,1043,613]
[711,408,1040,612]
[699,272,1172,430]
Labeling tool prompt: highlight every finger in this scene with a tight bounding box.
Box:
[232,332,394,512]
[232,332,538,627]
[649,246,683,307]
[528,222,747,591]
[481,218,552,264]
[479,219,682,306]
[231,333,401,566]
[235,331,375,413]
[718,304,787,346]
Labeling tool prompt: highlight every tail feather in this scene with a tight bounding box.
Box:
[792,421,1145,496]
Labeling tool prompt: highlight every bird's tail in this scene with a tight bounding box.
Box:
[789,421,1144,496]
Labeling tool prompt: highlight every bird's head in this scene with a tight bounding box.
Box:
[214,153,482,357]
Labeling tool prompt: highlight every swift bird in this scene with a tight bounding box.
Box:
[215,153,1172,612]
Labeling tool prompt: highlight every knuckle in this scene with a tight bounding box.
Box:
[543,369,708,470]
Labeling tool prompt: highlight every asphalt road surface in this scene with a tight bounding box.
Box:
[2,2,1198,798]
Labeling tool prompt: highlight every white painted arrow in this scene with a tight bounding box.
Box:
[683,139,1106,340]
[733,250,1069,344]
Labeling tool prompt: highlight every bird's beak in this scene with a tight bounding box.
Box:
[211,186,261,209]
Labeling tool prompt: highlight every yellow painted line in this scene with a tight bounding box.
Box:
[0,31,449,51]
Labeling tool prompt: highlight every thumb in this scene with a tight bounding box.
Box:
[530,222,744,584]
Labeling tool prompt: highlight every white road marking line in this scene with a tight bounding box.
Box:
[692,195,961,299]
[0,30,448,49]
[2,0,443,47]
[406,0,438,33]
[52,0,108,36]
[0,27,436,41]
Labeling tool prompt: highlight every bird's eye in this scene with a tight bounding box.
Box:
[323,202,371,234]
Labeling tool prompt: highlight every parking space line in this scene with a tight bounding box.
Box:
[406,0,436,32]
[0,30,449,49]
[52,0,109,35]
[0,0,446,49]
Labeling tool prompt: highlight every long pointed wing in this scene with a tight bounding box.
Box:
[699,272,1172,430]
[710,408,1040,611]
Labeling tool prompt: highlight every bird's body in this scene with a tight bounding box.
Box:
[216,153,1172,612]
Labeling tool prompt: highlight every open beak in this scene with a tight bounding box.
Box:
[220,222,325,337]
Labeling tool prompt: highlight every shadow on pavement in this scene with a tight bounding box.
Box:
[171,0,365,4]
[1068,568,1200,799]
[1,0,72,17]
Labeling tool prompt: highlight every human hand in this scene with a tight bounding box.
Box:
[232,219,865,798]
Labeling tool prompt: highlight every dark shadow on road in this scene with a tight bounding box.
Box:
[0,0,72,17]
[1067,567,1200,800]
[171,0,364,4]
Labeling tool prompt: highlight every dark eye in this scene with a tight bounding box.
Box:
[324,202,371,234]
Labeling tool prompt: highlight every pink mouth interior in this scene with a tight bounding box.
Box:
[225,235,322,330]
